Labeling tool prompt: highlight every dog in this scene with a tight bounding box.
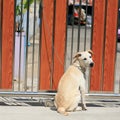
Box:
[54,50,94,115]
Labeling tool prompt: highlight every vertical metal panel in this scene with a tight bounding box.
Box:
[52,0,67,90]
[24,0,30,91]
[39,0,67,90]
[0,0,2,88]
[31,0,37,92]
[39,0,54,90]
[18,0,23,91]
[70,0,75,64]
[84,0,88,51]
[50,0,56,89]
[77,0,82,52]
[1,0,14,89]
[38,0,43,91]
[13,0,41,92]
[90,0,106,91]
[103,0,118,91]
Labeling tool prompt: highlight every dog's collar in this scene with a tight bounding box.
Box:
[75,65,82,71]
[73,64,86,79]
[73,65,85,73]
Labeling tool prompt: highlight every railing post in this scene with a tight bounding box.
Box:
[90,0,106,91]
[103,0,118,91]
[39,0,67,90]
[1,0,14,89]
[90,0,118,92]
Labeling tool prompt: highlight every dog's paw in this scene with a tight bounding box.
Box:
[64,112,69,116]
[82,107,87,111]
[74,107,81,111]
[81,104,87,111]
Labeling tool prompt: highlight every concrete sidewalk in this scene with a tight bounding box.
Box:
[0,96,120,120]
[0,106,120,120]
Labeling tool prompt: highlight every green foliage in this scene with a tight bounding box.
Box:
[16,0,34,32]
[16,0,34,16]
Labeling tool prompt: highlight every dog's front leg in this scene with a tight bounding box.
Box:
[80,87,87,110]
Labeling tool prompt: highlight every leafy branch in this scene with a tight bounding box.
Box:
[16,0,34,32]
[16,0,34,16]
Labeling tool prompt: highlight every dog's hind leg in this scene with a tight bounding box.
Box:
[67,95,80,112]
[57,107,69,116]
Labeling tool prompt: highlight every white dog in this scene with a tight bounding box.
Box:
[54,50,94,115]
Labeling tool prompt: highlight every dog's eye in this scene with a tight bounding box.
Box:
[84,58,87,60]
[89,56,92,58]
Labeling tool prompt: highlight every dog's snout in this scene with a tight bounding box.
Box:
[90,62,94,67]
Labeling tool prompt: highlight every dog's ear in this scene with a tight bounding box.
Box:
[73,52,81,59]
[88,50,93,56]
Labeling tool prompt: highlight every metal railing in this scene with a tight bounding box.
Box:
[13,0,41,92]
[0,0,120,97]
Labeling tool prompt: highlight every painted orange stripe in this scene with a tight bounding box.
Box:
[0,0,2,88]
[39,0,54,90]
[90,0,106,91]
[52,0,67,90]
[103,0,118,91]
[1,0,14,89]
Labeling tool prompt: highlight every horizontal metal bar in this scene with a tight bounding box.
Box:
[0,91,120,98]
[0,91,56,97]
[86,93,120,98]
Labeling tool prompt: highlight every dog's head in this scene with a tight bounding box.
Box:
[73,50,94,68]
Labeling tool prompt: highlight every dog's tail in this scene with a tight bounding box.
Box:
[57,107,69,116]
